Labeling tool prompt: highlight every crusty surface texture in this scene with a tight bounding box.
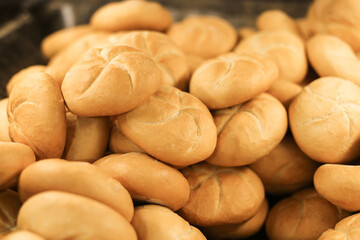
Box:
[318,212,360,240]
[0,99,11,142]
[2,230,46,240]
[0,189,22,235]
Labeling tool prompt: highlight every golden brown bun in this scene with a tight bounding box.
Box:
[0,189,22,235]
[189,52,278,109]
[41,25,94,59]
[0,99,11,142]
[250,135,319,195]
[6,65,46,96]
[289,77,360,163]
[237,27,257,41]
[235,30,307,83]
[201,199,268,240]
[117,86,217,168]
[63,111,110,162]
[94,153,190,211]
[90,1,172,32]
[179,163,265,226]
[206,93,287,167]
[17,191,137,240]
[132,204,206,240]
[2,231,45,240]
[307,34,360,86]
[266,188,348,240]
[186,54,205,75]
[62,45,162,117]
[167,16,237,59]
[314,164,360,212]
[18,159,133,221]
[0,142,35,190]
[109,120,144,154]
[257,10,300,36]
[7,72,66,159]
[266,80,303,108]
[318,212,360,240]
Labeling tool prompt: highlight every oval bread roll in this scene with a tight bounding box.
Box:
[117,86,217,168]
[7,72,66,159]
[207,93,287,167]
[289,77,360,163]
[62,45,162,117]
[256,10,300,36]
[17,191,137,240]
[318,212,360,240]
[0,99,11,142]
[266,80,303,108]
[18,159,133,221]
[0,189,22,235]
[109,121,144,154]
[2,231,45,240]
[179,163,265,226]
[189,52,278,109]
[94,153,190,211]
[90,1,172,32]
[132,205,206,240]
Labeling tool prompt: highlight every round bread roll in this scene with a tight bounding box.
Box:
[235,30,307,83]
[266,188,348,240]
[186,54,205,75]
[256,10,300,36]
[0,142,35,190]
[6,65,46,96]
[94,153,190,211]
[2,231,45,240]
[90,1,172,32]
[266,80,303,108]
[0,99,11,142]
[117,86,217,168]
[7,72,66,159]
[307,34,360,86]
[250,135,319,195]
[0,189,22,236]
[237,27,257,40]
[318,212,360,240]
[41,25,94,59]
[132,204,206,240]
[17,191,137,240]
[202,199,268,240]
[167,16,237,59]
[206,93,287,167]
[179,163,265,226]
[63,111,110,162]
[109,120,144,154]
[314,164,360,212]
[189,52,278,109]
[62,45,162,117]
[289,77,360,163]
[18,159,133,221]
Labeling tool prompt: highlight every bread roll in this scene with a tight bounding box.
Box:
[17,191,137,240]
[7,72,66,159]
[189,52,278,109]
[318,212,360,240]
[266,188,348,240]
[257,10,300,36]
[132,205,206,240]
[235,30,307,83]
[201,199,268,240]
[0,142,35,190]
[0,189,22,235]
[250,135,319,195]
[266,80,303,108]
[109,120,144,154]
[94,153,190,211]
[186,54,205,76]
[167,16,237,59]
[90,1,172,32]
[179,163,265,226]
[237,27,257,40]
[117,86,217,168]
[289,77,360,163]
[296,18,311,40]
[63,111,110,162]
[0,99,11,142]
[206,93,287,167]
[62,45,162,117]
[18,159,133,221]
[2,231,45,240]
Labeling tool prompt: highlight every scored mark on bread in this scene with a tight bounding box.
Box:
[216,105,242,136]
[239,109,264,136]
[291,199,305,238]
[214,59,233,87]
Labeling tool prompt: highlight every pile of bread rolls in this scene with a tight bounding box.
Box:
[1,0,360,239]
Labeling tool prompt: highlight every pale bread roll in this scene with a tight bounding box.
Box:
[109,120,144,154]
[0,189,22,236]
[289,77,360,163]
[17,191,137,240]
[0,99,11,142]
[0,142,35,190]
[2,231,45,240]
[206,93,287,167]
[41,25,94,59]
[267,80,302,108]
[132,205,206,240]
[62,45,162,117]
[179,163,265,226]
[18,159,133,221]
[117,86,217,168]
[189,52,278,109]
[91,1,172,32]
[167,16,237,59]
[7,72,66,159]
[94,153,190,211]
[257,10,300,36]
[318,212,360,240]
[250,135,319,195]
[63,111,110,162]
[235,30,307,83]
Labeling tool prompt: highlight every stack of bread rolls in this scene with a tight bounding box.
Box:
[1,0,360,239]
